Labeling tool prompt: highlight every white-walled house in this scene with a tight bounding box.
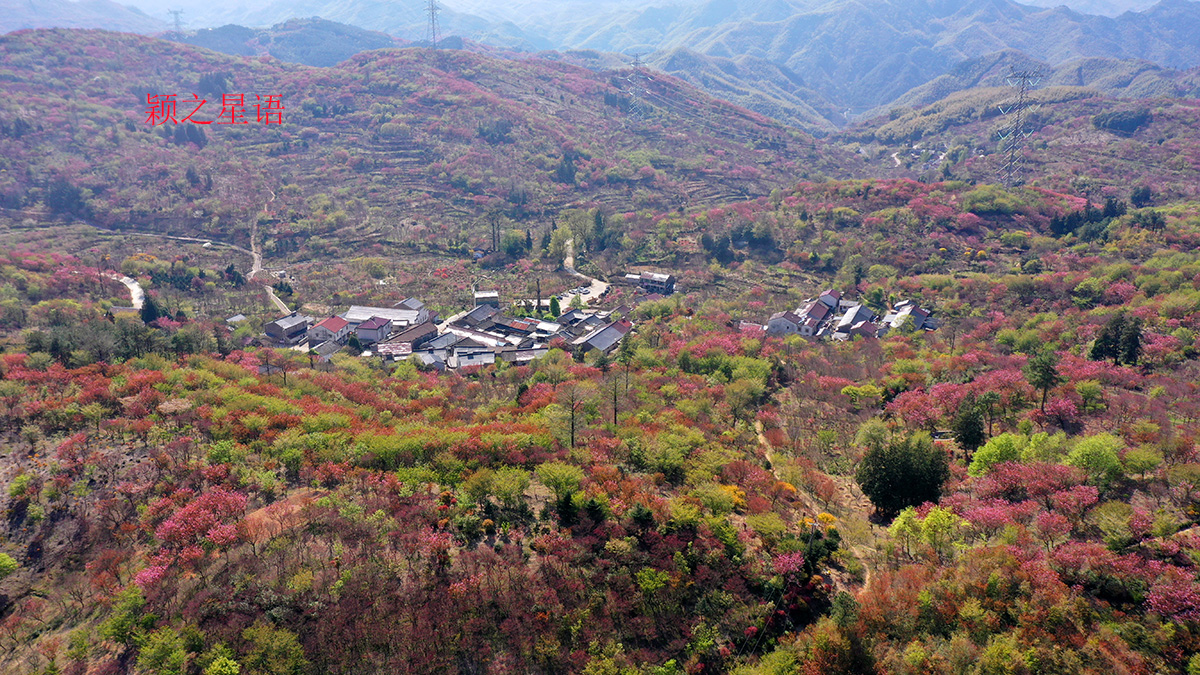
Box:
[308,316,351,344]
[766,311,803,336]
[356,316,393,344]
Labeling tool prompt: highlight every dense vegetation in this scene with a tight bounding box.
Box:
[0,29,849,256]
[2,172,1200,673]
[4,23,1200,675]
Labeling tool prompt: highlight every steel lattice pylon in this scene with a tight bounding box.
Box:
[996,67,1045,187]
[426,0,441,49]
[619,53,651,124]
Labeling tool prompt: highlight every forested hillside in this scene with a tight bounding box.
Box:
[0,29,850,252]
[1,177,1200,673]
[841,91,1200,200]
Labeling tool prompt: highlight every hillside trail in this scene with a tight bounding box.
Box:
[248,215,289,315]
[754,420,878,594]
[560,238,609,308]
[106,272,144,309]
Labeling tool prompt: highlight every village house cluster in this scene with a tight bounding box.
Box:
[759,289,934,340]
[263,290,643,372]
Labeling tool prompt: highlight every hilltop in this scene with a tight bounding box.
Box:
[165,18,406,68]
[0,29,856,252]
[879,49,1200,115]
[839,88,1200,201]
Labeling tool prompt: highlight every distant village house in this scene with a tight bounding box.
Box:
[264,313,311,345]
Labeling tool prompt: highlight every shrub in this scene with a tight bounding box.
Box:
[968,433,1025,477]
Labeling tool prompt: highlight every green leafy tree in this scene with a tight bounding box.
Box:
[548,227,571,267]
[536,462,585,500]
[205,657,241,675]
[1130,186,1152,208]
[855,431,949,519]
[197,645,239,675]
[99,587,152,647]
[241,623,310,675]
[920,506,966,560]
[1066,433,1125,488]
[1090,312,1141,365]
[140,294,162,324]
[1024,349,1063,411]
[853,418,889,454]
[501,228,528,257]
[491,467,530,509]
[1122,447,1162,479]
[968,433,1025,477]
[549,296,561,318]
[1119,315,1143,366]
[0,552,17,579]
[137,627,188,675]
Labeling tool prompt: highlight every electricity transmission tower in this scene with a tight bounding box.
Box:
[996,67,1044,187]
[619,52,651,122]
[425,0,441,48]
[168,9,184,32]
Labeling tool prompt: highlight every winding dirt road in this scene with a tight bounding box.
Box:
[103,273,145,310]
[86,219,288,315]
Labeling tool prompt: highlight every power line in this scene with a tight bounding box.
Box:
[167,9,184,32]
[996,67,1044,188]
[425,0,441,49]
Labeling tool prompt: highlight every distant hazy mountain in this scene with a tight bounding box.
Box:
[166,17,404,67]
[195,0,542,49]
[9,0,1200,135]
[0,0,165,34]
[534,0,1200,113]
[648,48,841,133]
[543,45,840,134]
[1019,0,1157,15]
[882,49,1200,115]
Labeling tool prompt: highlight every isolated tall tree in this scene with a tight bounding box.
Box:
[1090,312,1142,366]
[855,431,949,519]
[951,396,986,460]
[1024,349,1063,411]
[1090,312,1125,364]
[1119,315,1143,366]
[616,335,634,393]
[977,390,1002,436]
[140,295,162,324]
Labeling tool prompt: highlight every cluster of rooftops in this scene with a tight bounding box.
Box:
[260,273,924,372]
[758,289,935,340]
[263,294,634,372]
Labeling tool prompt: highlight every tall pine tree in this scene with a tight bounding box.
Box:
[1025,349,1063,411]
[1119,314,1143,366]
[951,396,986,460]
[1090,312,1142,366]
